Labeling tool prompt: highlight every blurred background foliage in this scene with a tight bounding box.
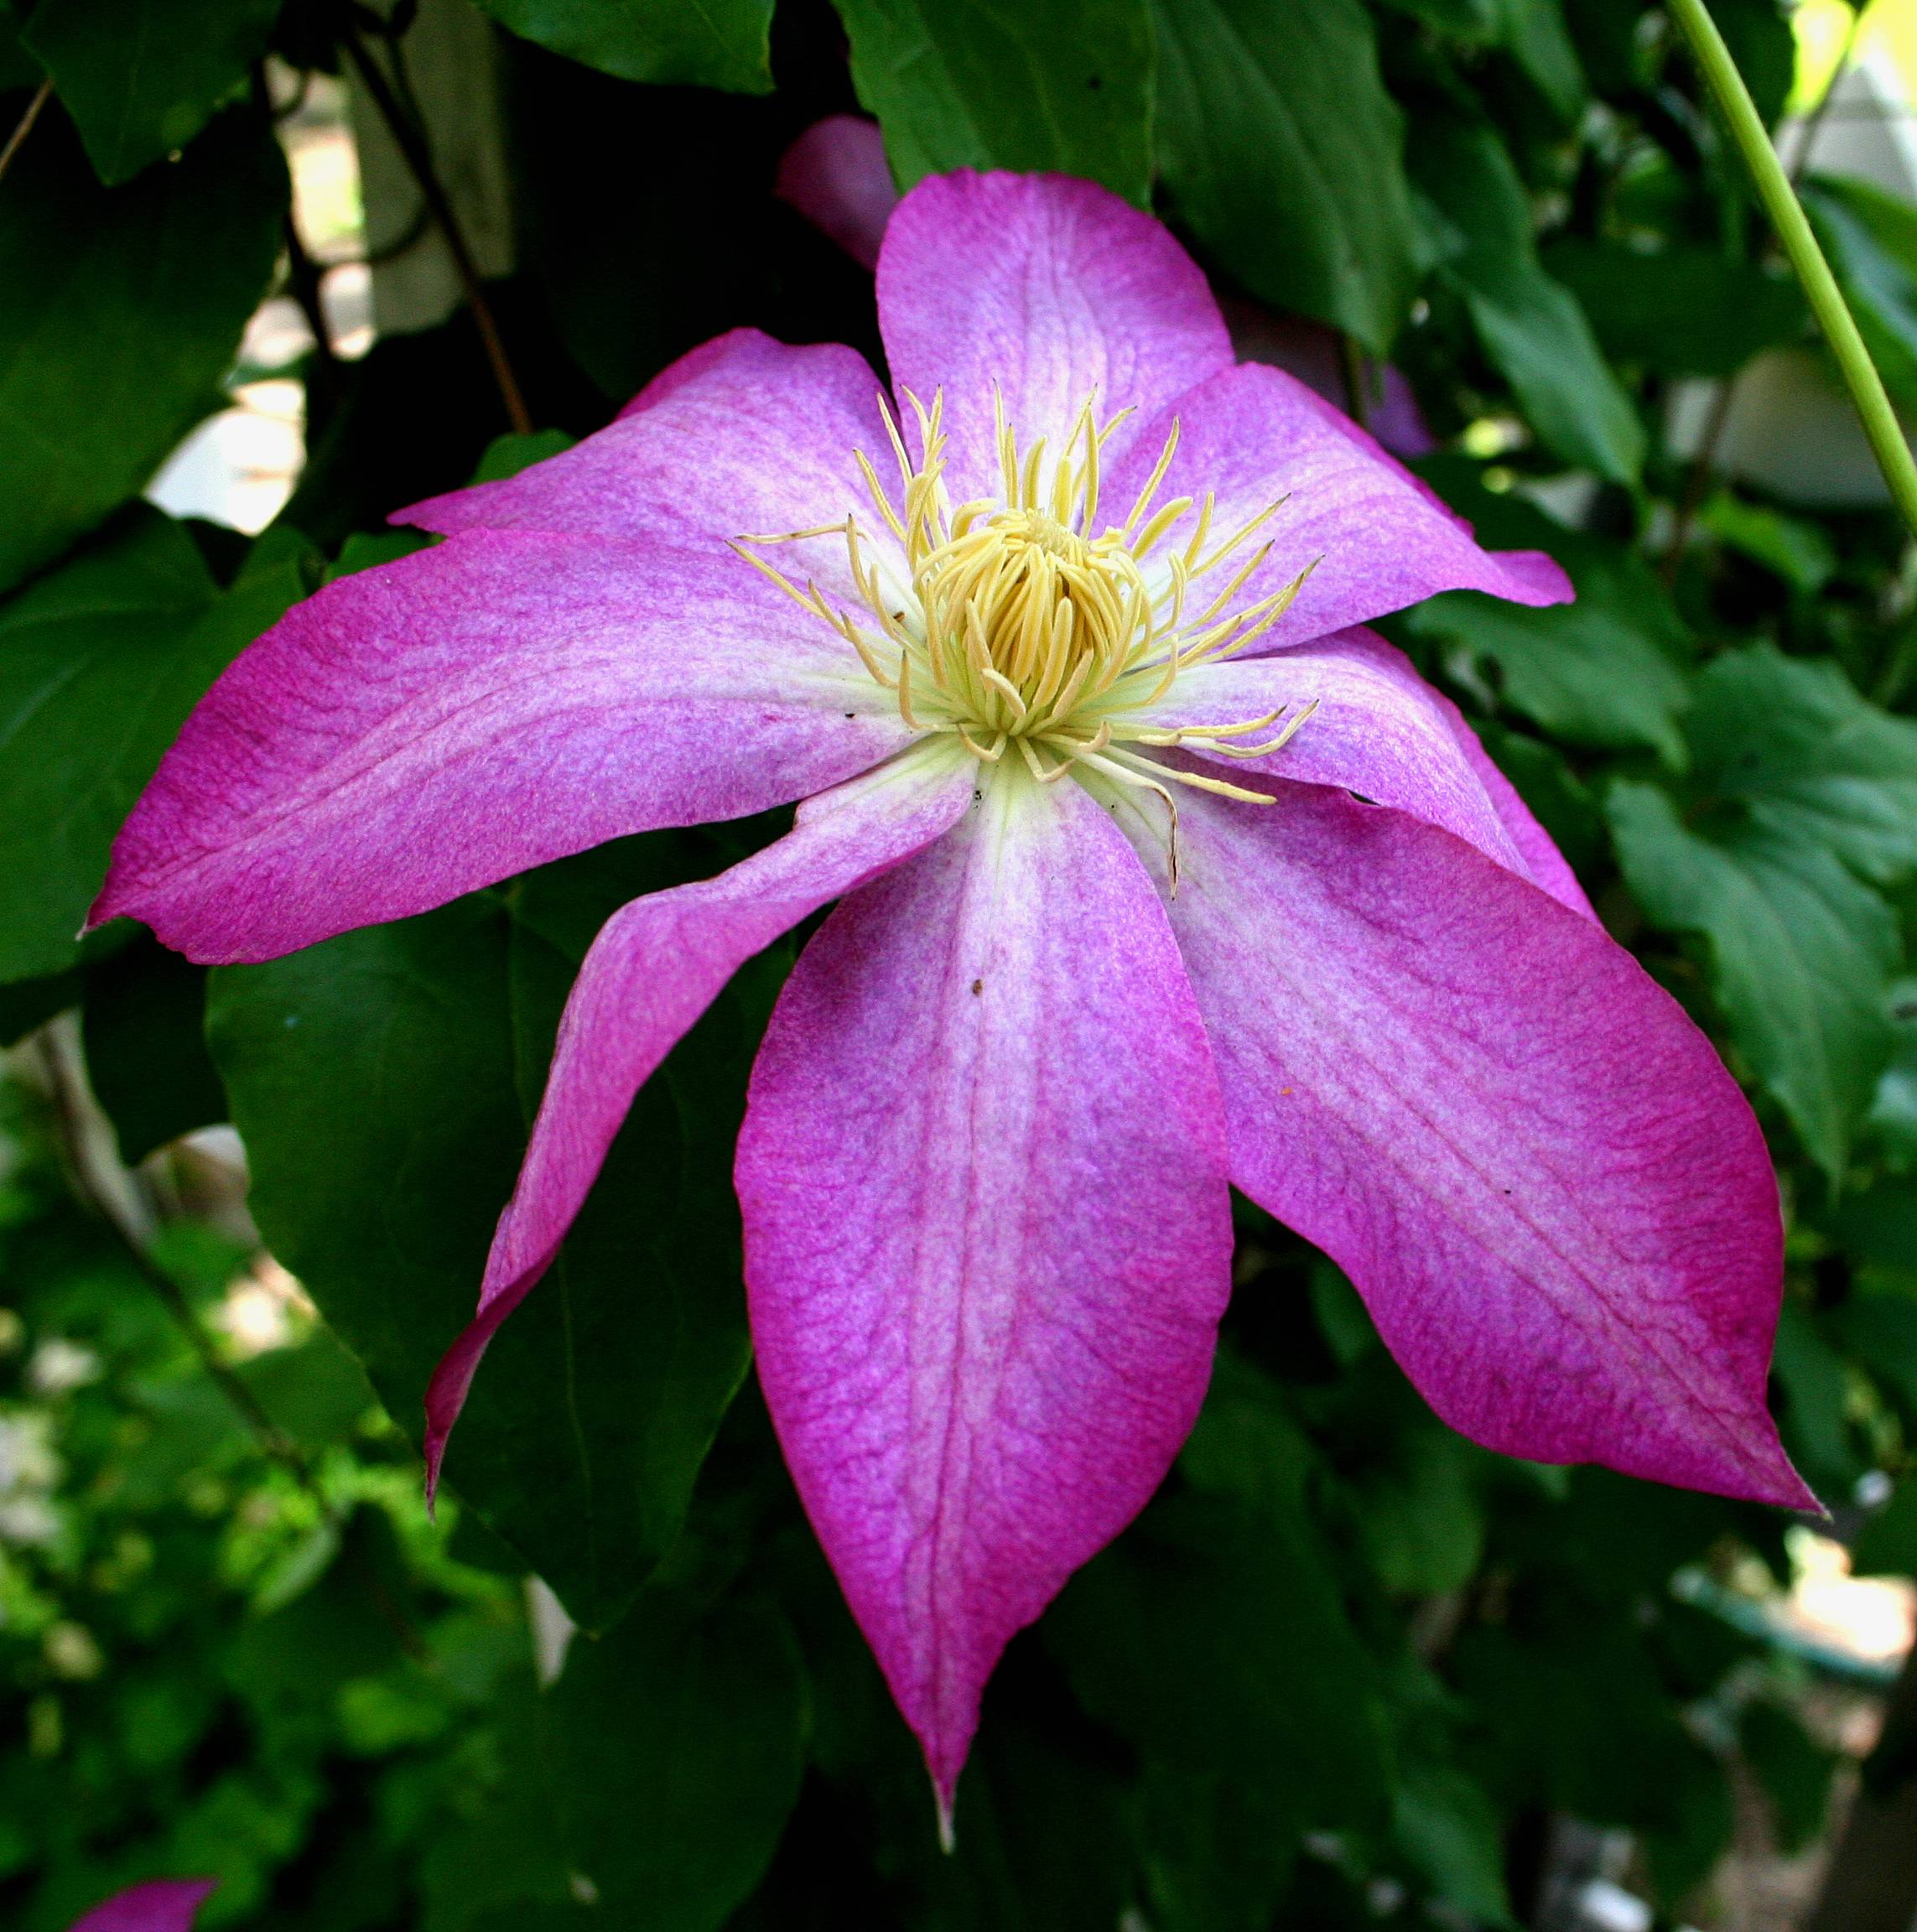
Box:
[4,0,1917,1927]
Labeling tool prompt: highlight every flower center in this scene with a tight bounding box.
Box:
[735,389,1319,854]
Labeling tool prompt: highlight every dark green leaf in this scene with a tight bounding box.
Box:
[1608,777,1895,1179]
[22,0,281,184]
[1393,1764,1515,1928]
[471,428,578,484]
[1770,1300,1854,1482]
[1048,1489,1390,1828]
[205,834,772,1632]
[238,1328,381,1451]
[1154,0,1417,353]
[1855,1476,1917,1576]
[81,936,226,1162]
[547,1591,807,1925]
[1543,239,1805,377]
[1697,490,1837,593]
[475,0,774,92]
[0,0,43,87]
[1712,0,1796,130]
[1805,174,1917,413]
[1403,465,1691,757]
[1738,1700,1834,1852]
[0,107,285,591]
[0,511,304,984]
[833,0,1152,202]
[1132,1758,1298,1932]
[1494,0,1585,119]
[1411,114,1644,481]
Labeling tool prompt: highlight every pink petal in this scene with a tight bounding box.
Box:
[1142,629,1594,919]
[737,773,1234,1813]
[875,171,1234,503]
[1161,780,1812,1512]
[423,743,978,1494]
[1102,361,1571,652]
[93,532,907,963]
[398,330,896,608]
[775,115,897,271]
[69,1880,216,1932]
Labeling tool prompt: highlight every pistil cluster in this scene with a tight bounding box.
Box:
[737,388,1318,848]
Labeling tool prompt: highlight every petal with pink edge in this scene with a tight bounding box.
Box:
[397,330,896,607]
[737,771,1235,1815]
[70,1880,216,1932]
[1102,361,1571,652]
[92,531,906,963]
[424,740,979,1493]
[1139,628,1593,917]
[1160,779,1812,1511]
[875,170,1234,502]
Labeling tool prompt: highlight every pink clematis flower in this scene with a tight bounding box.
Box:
[95,170,1812,1821]
[66,1879,216,1932]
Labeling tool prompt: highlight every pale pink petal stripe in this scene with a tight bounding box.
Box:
[1103,361,1571,652]
[93,531,906,963]
[70,1881,216,1932]
[875,170,1234,505]
[423,743,979,1492]
[1161,782,1811,1511]
[738,773,1235,1812]
[1139,629,1593,917]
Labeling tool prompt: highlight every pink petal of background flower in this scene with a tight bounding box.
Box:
[68,1879,216,1932]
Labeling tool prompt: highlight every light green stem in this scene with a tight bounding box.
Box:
[1669,0,1917,540]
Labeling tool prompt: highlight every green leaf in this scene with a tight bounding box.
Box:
[1542,239,1805,377]
[1393,1764,1515,1929]
[833,0,1152,202]
[1686,647,1917,889]
[1804,174,1917,413]
[1712,0,1796,130]
[472,0,774,92]
[1403,465,1691,758]
[1604,638,1917,1180]
[1048,1485,1390,1830]
[1696,491,1837,594]
[1493,0,1585,120]
[0,106,284,593]
[1608,779,1895,1180]
[546,1591,808,1925]
[1411,114,1644,482]
[81,936,226,1162]
[21,0,281,184]
[0,510,304,984]
[1152,0,1417,353]
[1854,1475,1917,1576]
[205,833,775,1632]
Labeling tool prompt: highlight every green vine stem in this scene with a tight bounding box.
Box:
[1669,0,1917,540]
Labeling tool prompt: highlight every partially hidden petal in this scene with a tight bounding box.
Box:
[1104,361,1571,651]
[398,330,897,607]
[737,771,1235,1813]
[423,740,979,1495]
[70,1881,216,1932]
[776,115,897,271]
[875,171,1234,503]
[93,531,907,963]
[1141,628,1594,917]
[1163,781,1812,1511]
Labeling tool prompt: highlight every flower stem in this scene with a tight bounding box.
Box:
[1668,0,1917,539]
